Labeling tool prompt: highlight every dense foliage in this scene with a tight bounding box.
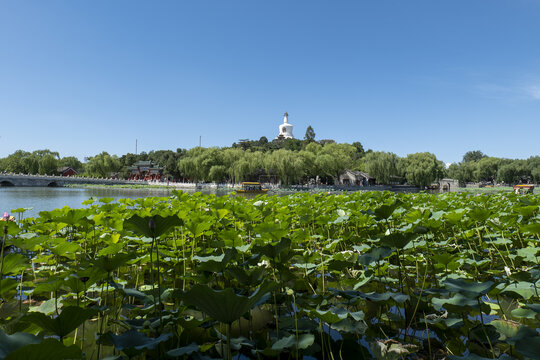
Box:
[1,191,539,359]
[1,146,537,187]
[447,156,540,185]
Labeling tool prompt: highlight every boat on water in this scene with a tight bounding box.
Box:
[513,184,535,194]
[236,182,268,194]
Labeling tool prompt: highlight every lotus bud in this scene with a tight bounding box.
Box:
[148,218,156,231]
[3,212,8,221]
[286,288,294,296]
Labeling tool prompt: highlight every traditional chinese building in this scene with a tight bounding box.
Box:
[57,167,78,177]
[339,170,376,186]
[128,160,164,181]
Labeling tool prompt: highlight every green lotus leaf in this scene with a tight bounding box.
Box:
[29,298,62,315]
[443,278,495,297]
[30,278,63,295]
[50,241,83,260]
[309,308,347,324]
[184,219,212,238]
[358,247,393,266]
[520,222,540,235]
[331,318,368,334]
[373,201,400,220]
[253,237,291,259]
[490,319,537,345]
[1,253,29,275]
[515,205,538,218]
[516,246,539,263]
[500,282,536,300]
[370,340,417,360]
[432,293,480,312]
[226,266,266,286]
[469,324,500,344]
[22,306,97,339]
[526,303,540,313]
[271,334,314,351]
[468,208,492,222]
[0,330,41,360]
[54,209,87,226]
[125,214,183,238]
[178,281,276,324]
[432,253,459,267]
[511,307,537,319]
[4,339,82,360]
[193,248,237,273]
[0,279,20,299]
[167,343,200,357]
[444,210,465,225]
[97,242,124,256]
[380,233,413,249]
[101,329,172,358]
[91,252,135,274]
[1,220,21,236]
[515,336,540,360]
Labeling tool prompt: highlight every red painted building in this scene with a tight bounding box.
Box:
[58,167,78,177]
[128,161,164,181]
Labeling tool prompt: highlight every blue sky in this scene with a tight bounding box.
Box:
[1,0,539,164]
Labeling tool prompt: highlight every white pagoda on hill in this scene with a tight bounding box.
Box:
[275,112,294,139]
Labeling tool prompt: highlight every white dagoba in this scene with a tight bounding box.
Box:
[276,112,294,139]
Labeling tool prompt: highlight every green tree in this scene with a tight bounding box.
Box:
[265,149,306,185]
[38,154,59,175]
[315,143,356,184]
[59,156,83,173]
[0,150,32,173]
[401,152,445,188]
[462,150,486,163]
[526,156,540,183]
[304,126,316,142]
[84,152,122,178]
[474,157,500,182]
[363,151,400,184]
[351,142,365,158]
[497,160,529,184]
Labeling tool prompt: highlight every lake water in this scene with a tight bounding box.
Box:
[0,187,230,219]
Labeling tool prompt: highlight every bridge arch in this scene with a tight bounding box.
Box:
[1,180,15,187]
[47,181,59,187]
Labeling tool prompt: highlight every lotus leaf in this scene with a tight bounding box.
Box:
[3,339,83,360]
[0,330,41,360]
[178,281,276,324]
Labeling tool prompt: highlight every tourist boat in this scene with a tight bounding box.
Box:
[236,182,268,193]
[513,184,535,194]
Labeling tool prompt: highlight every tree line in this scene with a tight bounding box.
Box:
[447,150,540,185]
[0,145,538,188]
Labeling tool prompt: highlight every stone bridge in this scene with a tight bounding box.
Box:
[0,174,141,187]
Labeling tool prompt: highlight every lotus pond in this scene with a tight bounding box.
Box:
[1,191,539,359]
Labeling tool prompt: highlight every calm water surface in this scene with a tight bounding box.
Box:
[0,187,230,219]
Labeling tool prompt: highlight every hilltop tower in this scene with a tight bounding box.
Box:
[276,112,294,139]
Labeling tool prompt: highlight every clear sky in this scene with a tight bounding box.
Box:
[1,0,539,164]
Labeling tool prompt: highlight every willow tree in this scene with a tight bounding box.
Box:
[315,143,356,184]
[84,152,122,178]
[363,151,401,185]
[265,149,306,185]
[401,152,445,188]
